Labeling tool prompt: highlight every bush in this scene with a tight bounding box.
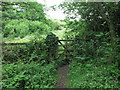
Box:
[3,19,29,38]
[2,40,48,64]
[2,61,57,88]
[2,35,59,88]
[3,19,51,38]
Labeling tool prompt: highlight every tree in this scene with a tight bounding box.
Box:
[1,1,52,38]
[1,2,46,21]
[59,2,120,63]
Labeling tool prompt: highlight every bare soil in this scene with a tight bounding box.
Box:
[56,65,69,88]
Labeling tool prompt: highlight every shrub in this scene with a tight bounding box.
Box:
[2,61,57,88]
[3,19,51,38]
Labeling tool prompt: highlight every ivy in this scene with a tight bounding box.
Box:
[45,33,58,63]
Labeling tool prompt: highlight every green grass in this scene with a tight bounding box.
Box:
[52,29,66,40]
[3,29,66,43]
[3,34,47,43]
[3,19,67,43]
[4,35,34,43]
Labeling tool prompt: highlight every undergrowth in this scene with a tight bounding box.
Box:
[68,59,119,88]
[2,61,57,88]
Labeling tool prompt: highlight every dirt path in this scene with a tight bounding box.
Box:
[56,65,69,88]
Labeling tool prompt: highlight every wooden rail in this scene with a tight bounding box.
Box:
[57,49,81,51]
[58,40,74,41]
[58,40,72,54]
[57,53,74,55]
[58,39,87,42]
[58,44,73,46]
[0,39,75,46]
[0,43,27,46]
[0,42,46,46]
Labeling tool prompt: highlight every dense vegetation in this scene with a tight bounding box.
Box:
[1,1,120,89]
[59,2,120,88]
[1,1,61,88]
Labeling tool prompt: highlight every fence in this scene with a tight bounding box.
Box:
[1,38,86,64]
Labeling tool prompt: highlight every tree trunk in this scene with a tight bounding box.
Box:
[107,22,116,64]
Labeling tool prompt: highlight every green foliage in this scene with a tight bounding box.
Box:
[2,61,57,88]
[60,2,120,63]
[72,31,120,64]
[3,33,59,64]
[2,2,58,40]
[45,33,58,63]
[2,34,59,88]
[45,19,66,32]
[1,2,46,21]
[2,33,60,88]
[3,19,51,38]
[3,40,46,63]
[60,2,120,33]
[2,1,120,89]
[3,19,29,38]
[58,3,120,88]
[29,20,51,34]
[68,60,119,88]
[45,33,58,49]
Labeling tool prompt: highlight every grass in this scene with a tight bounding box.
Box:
[3,28,66,43]
[3,34,47,43]
[52,29,66,40]
[4,35,34,43]
[3,19,67,43]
